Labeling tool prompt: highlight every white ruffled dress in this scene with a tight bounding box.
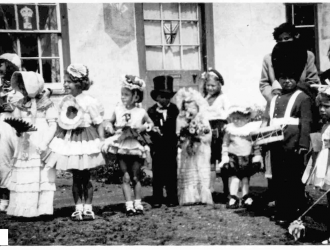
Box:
[177,115,213,205]
[6,102,58,217]
[104,104,149,158]
[45,93,105,171]
[305,123,330,190]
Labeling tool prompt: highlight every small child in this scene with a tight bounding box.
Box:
[102,75,153,216]
[6,71,57,217]
[201,68,229,196]
[217,104,263,209]
[45,64,105,221]
[303,86,330,244]
[147,75,179,208]
[268,41,313,224]
[176,88,213,205]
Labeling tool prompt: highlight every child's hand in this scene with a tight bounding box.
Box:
[101,140,110,153]
[252,155,264,169]
[146,123,153,132]
[218,155,230,172]
[104,123,115,135]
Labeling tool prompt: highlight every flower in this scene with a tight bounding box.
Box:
[190,120,197,128]
[189,127,196,134]
[67,64,88,81]
[122,75,146,90]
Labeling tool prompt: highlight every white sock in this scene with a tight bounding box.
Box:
[125,201,134,210]
[84,204,92,211]
[75,203,84,211]
[0,199,9,206]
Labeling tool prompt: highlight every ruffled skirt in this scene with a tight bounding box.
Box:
[103,129,149,159]
[304,148,330,190]
[178,141,213,205]
[45,126,105,171]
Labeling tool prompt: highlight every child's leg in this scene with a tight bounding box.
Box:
[118,157,132,201]
[241,177,249,197]
[131,157,144,214]
[81,170,93,204]
[0,188,9,211]
[210,164,216,193]
[227,176,240,208]
[71,170,84,220]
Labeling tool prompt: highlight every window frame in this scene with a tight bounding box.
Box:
[0,3,70,94]
[286,3,320,71]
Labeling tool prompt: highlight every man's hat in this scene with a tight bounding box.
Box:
[150,75,176,101]
[271,41,307,82]
[0,53,21,70]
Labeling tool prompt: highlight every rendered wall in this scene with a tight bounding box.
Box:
[318,3,330,72]
[213,3,286,107]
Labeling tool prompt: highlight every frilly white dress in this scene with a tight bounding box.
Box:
[45,93,105,171]
[177,114,213,205]
[104,104,149,158]
[6,100,58,217]
[305,123,330,190]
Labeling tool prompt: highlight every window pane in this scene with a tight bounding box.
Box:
[163,21,180,45]
[183,46,199,70]
[17,5,37,30]
[39,5,58,30]
[162,3,179,20]
[146,46,162,70]
[298,28,316,55]
[19,34,38,57]
[294,5,314,26]
[164,46,180,70]
[42,59,60,83]
[181,21,198,45]
[0,5,16,29]
[22,59,39,72]
[143,3,160,19]
[144,21,162,45]
[0,33,17,54]
[180,3,197,20]
[40,34,59,57]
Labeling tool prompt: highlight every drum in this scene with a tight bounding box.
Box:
[250,125,284,146]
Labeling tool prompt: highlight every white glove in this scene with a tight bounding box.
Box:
[217,154,229,172]
[252,155,264,169]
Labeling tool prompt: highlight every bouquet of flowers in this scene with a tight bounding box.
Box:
[179,118,210,155]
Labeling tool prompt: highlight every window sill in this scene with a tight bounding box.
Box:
[44,83,65,96]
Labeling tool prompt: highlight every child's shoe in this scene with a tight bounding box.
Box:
[0,199,9,212]
[125,201,136,216]
[241,194,254,208]
[322,237,330,245]
[134,199,144,215]
[71,204,83,221]
[226,195,240,209]
[83,204,95,220]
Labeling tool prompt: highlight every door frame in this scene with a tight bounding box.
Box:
[134,3,215,106]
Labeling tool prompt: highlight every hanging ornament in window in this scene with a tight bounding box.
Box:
[20,6,33,29]
[163,21,179,45]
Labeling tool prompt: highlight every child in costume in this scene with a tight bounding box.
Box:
[0,53,22,212]
[6,71,57,217]
[303,86,330,244]
[102,75,153,215]
[267,41,313,224]
[176,88,213,205]
[218,103,263,209]
[45,64,105,221]
[201,67,229,196]
[147,75,179,208]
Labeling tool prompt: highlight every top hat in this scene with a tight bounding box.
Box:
[150,75,176,101]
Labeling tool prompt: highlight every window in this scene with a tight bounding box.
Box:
[0,3,70,92]
[143,3,202,70]
[286,3,319,69]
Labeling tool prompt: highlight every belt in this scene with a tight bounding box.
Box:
[271,117,299,126]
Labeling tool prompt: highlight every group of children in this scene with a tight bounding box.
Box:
[0,41,330,244]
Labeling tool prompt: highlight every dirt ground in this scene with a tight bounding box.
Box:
[0,173,329,246]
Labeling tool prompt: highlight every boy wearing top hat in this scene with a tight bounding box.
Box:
[267,41,313,225]
[147,75,179,208]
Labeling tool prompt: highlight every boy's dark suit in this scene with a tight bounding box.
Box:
[148,103,179,205]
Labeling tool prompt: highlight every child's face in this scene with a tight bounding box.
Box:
[64,75,81,97]
[205,79,220,96]
[276,32,294,43]
[156,93,171,107]
[184,101,198,119]
[278,77,297,92]
[272,89,282,96]
[0,62,6,78]
[230,112,250,127]
[121,87,137,107]
[319,102,330,121]
[17,80,28,97]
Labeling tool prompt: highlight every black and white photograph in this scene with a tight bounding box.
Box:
[0,0,330,246]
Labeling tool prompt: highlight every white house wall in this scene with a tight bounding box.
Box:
[213,3,286,107]
[67,3,139,119]
[318,3,330,72]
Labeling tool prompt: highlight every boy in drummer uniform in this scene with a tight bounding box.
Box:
[267,41,313,225]
[147,75,179,208]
